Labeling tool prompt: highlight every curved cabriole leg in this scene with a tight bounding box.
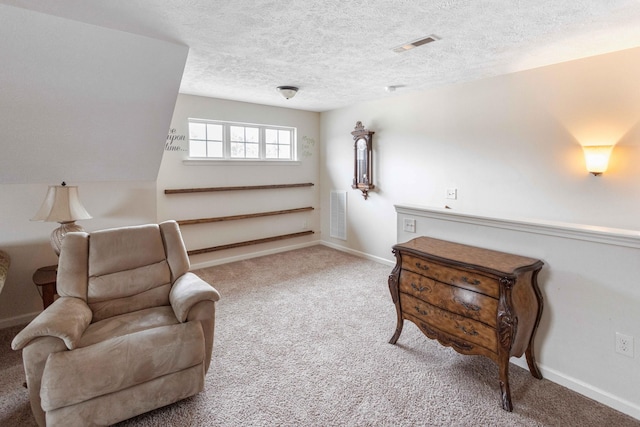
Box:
[499,362,513,412]
[497,277,515,411]
[388,248,404,345]
[526,268,544,380]
[525,345,543,379]
[389,318,404,344]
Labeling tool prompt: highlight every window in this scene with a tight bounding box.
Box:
[188,119,296,161]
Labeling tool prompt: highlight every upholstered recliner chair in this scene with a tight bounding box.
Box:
[0,249,10,295]
[12,221,220,427]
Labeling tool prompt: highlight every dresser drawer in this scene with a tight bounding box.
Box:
[402,254,499,299]
[400,293,497,352]
[399,270,498,328]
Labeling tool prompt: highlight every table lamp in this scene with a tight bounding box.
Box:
[31,182,92,255]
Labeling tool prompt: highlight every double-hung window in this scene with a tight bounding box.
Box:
[188,119,296,161]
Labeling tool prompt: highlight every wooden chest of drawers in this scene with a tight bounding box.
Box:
[388,236,544,411]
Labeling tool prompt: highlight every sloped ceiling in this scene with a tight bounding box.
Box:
[0,5,188,184]
[1,1,640,112]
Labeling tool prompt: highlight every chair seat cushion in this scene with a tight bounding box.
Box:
[79,306,179,348]
[40,321,205,411]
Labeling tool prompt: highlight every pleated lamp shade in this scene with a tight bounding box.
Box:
[32,183,92,255]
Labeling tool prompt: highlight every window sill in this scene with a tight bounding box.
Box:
[183,158,301,166]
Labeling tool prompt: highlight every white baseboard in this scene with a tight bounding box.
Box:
[511,357,640,420]
[190,239,395,271]
[190,239,322,270]
[0,311,39,330]
[320,241,395,267]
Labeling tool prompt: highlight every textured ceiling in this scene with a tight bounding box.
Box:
[3,0,640,112]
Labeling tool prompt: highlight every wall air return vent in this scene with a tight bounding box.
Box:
[330,191,347,240]
[392,35,440,53]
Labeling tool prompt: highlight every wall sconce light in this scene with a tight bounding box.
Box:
[582,145,614,176]
[31,181,92,255]
[276,86,298,99]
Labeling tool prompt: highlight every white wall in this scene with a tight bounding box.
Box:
[320,47,640,418]
[157,95,321,268]
[321,47,640,262]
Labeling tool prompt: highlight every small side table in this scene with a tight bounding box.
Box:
[33,265,58,309]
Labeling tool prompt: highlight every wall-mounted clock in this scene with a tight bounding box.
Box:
[351,121,375,200]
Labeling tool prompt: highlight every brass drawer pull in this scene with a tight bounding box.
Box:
[411,282,429,292]
[457,325,479,336]
[415,262,430,271]
[414,306,428,316]
[454,297,481,312]
[461,276,481,286]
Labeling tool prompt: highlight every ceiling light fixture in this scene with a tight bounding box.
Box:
[277,86,298,99]
[392,35,440,53]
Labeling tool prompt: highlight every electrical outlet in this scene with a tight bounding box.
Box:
[403,218,416,233]
[616,332,634,357]
[446,188,458,200]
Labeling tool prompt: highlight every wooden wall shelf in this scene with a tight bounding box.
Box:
[165,183,314,194]
[166,183,315,255]
[187,231,314,255]
[178,207,313,226]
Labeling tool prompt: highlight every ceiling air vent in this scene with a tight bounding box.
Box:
[392,35,440,53]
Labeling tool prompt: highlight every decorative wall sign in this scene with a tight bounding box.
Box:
[301,136,316,158]
[165,128,187,151]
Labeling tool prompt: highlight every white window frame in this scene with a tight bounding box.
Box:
[186,119,298,164]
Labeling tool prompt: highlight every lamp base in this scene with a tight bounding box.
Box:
[50,221,84,256]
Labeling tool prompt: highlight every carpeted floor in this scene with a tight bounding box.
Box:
[1,245,638,426]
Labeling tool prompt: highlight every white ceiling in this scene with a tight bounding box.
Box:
[3,0,640,112]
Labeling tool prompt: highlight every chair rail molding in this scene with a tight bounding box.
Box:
[395,205,640,249]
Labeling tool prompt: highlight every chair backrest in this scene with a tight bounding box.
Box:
[57,221,190,322]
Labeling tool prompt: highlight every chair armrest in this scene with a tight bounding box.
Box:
[11,297,92,351]
[170,272,220,322]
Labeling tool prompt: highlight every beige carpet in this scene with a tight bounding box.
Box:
[1,245,638,426]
